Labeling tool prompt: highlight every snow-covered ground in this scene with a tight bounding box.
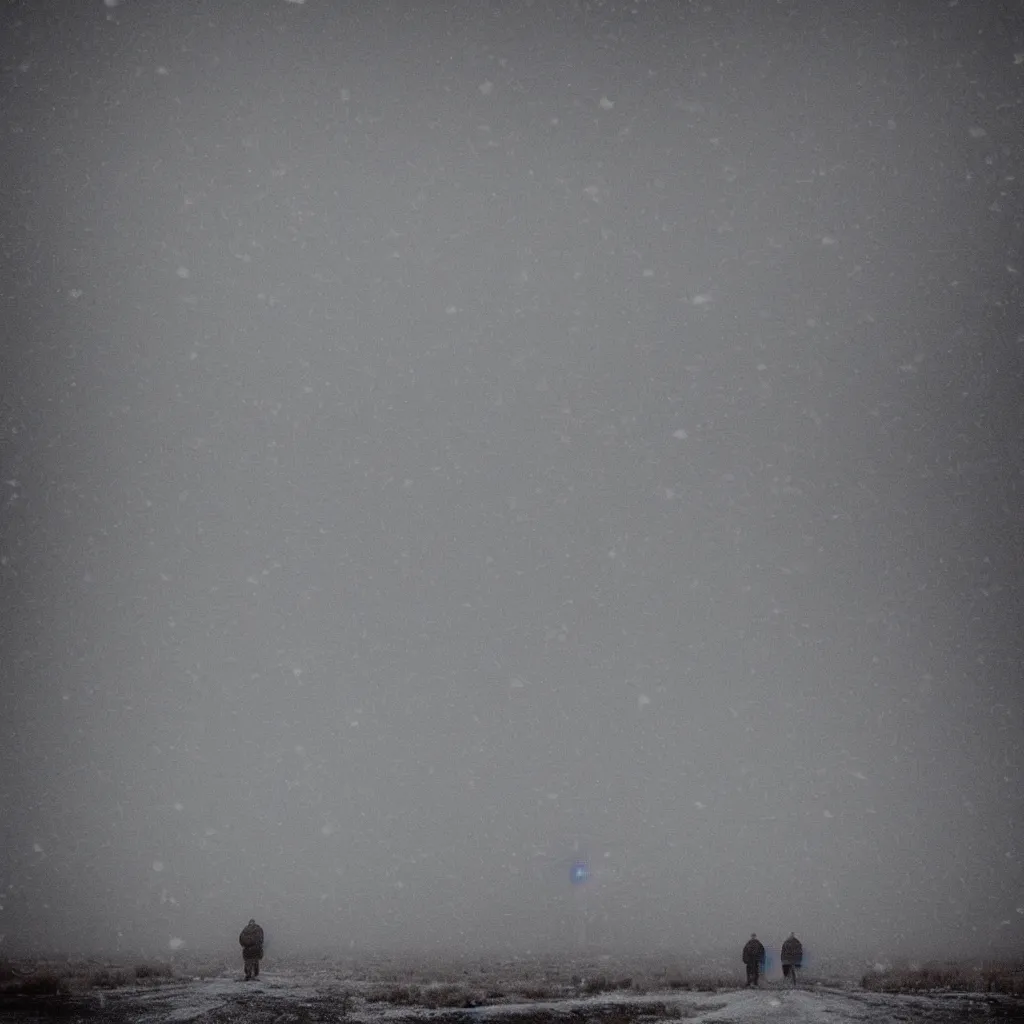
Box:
[3,958,1020,1023]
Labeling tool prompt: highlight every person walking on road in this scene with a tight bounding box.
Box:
[239,918,265,981]
[781,932,803,986]
[742,933,766,987]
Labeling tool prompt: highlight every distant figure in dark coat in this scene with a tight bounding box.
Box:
[742,933,766,987]
[781,932,803,985]
[239,919,265,980]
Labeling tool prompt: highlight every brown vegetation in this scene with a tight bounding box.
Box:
[372,982,485,1008]
[579,974,635,995]
[861,962,1024,996]
[0,958,177,996]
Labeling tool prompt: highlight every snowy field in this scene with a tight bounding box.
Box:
[1,955,1021,1023]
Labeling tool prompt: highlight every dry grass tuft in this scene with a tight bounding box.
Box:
[86,967,133,990]
[664,974,734,993]
[581,974,635,995]
[2,970,70,997]
[422,982,483,1009]
[510,982,565,1000]
[371,981,483,1008]
[374,982,423,1005]
[134,961,174,981]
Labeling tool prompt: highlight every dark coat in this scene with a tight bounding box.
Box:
[781,935,803,967]
[239,920,264,959]
[742,937,766,966]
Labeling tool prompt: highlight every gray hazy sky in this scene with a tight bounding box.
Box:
[1,0,1022,964]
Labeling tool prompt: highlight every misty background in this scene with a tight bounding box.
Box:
[1,0,1022,965]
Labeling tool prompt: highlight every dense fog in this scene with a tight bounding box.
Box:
[1,0,1022,965]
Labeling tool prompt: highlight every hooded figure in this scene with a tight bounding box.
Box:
[741,933,766,987]
[239,919,265,980]
[780,932,803,985]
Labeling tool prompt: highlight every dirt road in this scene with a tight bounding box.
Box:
[1,977,1019,1023]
